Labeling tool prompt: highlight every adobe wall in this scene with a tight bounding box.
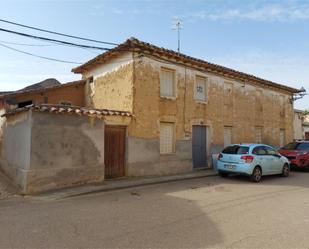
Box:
[126,55,294,176]
[84,53,134,112]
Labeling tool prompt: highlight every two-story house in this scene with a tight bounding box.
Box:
[72,37,300,178]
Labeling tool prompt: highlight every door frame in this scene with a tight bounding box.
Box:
[104,125,127,179]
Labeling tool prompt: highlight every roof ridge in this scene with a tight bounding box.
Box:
[71,37,301,93]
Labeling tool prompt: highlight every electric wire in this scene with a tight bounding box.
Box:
[0,39,51,46]
[0,42,82,64]
[0,18,118,46]
[0,28,112,50]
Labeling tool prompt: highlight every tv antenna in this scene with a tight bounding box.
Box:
[172,18,183,53]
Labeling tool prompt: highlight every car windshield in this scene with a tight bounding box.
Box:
[222,145,249,154]
[282,142,309,151]
[297,143,309,151]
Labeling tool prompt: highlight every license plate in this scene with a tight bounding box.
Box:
[224,164,236,170]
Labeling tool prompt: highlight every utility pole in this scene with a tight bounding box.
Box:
[172,19,183,53]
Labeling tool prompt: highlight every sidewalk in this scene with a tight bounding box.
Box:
[35,169,218,200]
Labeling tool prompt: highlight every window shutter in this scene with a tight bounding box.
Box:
[160,123,174,154]
[160,69,175,97]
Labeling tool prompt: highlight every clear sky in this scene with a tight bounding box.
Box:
[0,0,308,109]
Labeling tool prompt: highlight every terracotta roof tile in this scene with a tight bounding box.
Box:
[72,37,301,94]
[2,104,133,118]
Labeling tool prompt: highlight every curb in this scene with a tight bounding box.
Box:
[34,171,218,201]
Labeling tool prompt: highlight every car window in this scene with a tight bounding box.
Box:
[222,145,249,154]
[297,143,309,151]
[252,146,267,155]
[264,146,278,155]
[282,142,298,150]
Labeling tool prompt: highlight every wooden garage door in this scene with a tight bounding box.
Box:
[104,126,126,179]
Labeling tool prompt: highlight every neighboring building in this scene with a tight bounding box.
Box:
[0,37,301,193]
[71,37,300,178]
[304,114,309,140]
[294,109,304,140]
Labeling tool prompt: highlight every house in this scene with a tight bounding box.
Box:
[71,38,299,176]
[0,37,301,193]
[304,114,309,140]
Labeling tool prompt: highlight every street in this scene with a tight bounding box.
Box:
[1,172,309,248]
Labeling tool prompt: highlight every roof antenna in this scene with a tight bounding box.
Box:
[172,18,183,53]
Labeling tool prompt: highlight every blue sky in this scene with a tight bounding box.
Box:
[0,0,308,109]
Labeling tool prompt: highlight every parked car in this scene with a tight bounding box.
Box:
[279,141,309,171]
[217,144,290,182]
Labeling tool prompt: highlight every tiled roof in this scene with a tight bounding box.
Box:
[72,37,300,94]
[2,104,133,118]
[0,79,86,99]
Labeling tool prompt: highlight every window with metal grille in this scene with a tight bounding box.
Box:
[195,77,207,102]
[160,68,175,98]
[223,126,232,147]
[160,122,175,154]
[255,127,263,143]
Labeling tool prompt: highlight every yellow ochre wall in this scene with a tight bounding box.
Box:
[129,55,294,148]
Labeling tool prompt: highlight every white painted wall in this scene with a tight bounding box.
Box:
[83,52,133,80]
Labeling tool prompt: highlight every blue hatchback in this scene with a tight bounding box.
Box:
[217,144,290,182]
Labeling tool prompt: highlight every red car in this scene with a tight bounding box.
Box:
[279,141,309,170]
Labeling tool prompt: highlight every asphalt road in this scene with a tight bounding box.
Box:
[1,171,309,248]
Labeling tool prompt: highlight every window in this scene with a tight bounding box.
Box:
[223,126,232,147]
[255,127,262,143]
[195,76,207,102]
[17,100,33,108]
[160,68,175,98]
[264,146,278,156]
[59,101,72,106]
[222,145,249,154]
[160,122,175,154]
[252,146,267,155]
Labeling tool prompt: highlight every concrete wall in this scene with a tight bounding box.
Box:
[0,111,105,194]
[0,112,32,192]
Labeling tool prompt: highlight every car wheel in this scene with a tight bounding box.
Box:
[281,164,290,177]
[218,171,228,178]
[250,166,262,182]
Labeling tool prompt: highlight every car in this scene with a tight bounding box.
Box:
[217,144,290,182]
[278,141,309,171]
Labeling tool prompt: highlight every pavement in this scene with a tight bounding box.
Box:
[1,171,309,248]
[35,169,217,200]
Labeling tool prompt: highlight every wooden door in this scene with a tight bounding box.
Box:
[305,132,309,141]
[104,125,126,179]
[192,126,207,168]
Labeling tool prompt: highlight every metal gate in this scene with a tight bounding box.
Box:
[192,125,207,168]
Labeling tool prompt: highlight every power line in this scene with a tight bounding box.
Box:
[0,39,51,46]
[0,27,112,51]
[0,18,118,46]
[0,43,82,64]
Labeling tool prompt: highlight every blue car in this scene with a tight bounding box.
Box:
[217,144,290,182]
